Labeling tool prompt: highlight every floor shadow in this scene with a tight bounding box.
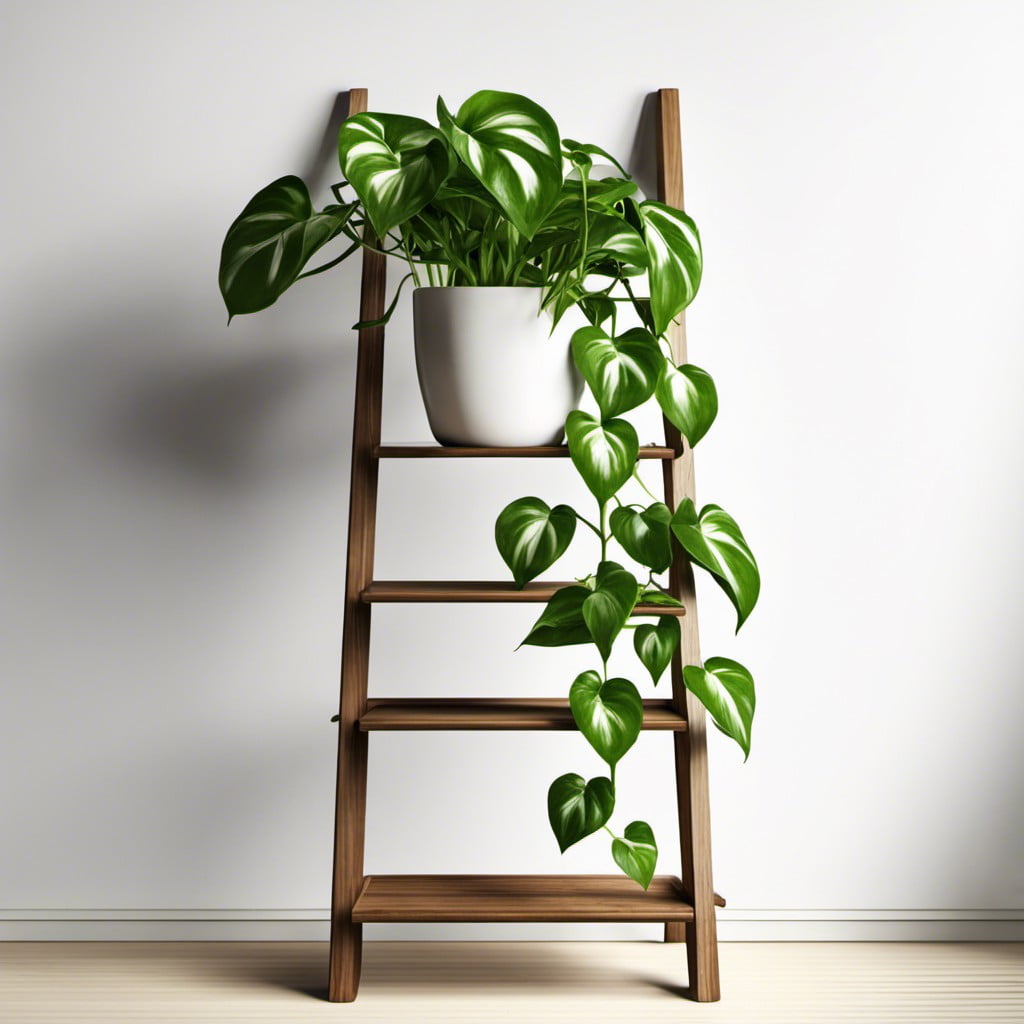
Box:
[194,940,691,1002]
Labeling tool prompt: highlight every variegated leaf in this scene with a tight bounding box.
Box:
[655,361,718,448]
[437,90,562,239]
[565,411,639,505]
[219,176,356,317]
[609,502,672,572]
[611,821,658,889]
[670,500,760,630]
[585,214,648,272]
[571,326,661,418]
[683,657,755,759]
[569,671,644,767]
[520,584,592,648]
[638,200,703,335]
[633,617,680,685]
[495,497,576,588]
[548,773,615,852]
[337,113,451,239]
[581,561,639,661]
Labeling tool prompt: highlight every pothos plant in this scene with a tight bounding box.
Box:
[217,89,759,889]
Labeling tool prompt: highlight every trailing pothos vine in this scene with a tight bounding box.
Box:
[494,197,760,891]
[216,88,760,890]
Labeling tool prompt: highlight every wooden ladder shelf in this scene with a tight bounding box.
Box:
[328,87,722,1003]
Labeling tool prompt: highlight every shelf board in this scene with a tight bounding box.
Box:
[359,698,688,731]
[361,580,685,615]
[376,443,677,459]
[352,874,724,923]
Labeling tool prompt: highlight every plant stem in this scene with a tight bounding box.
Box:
[599,501,609,562]
[632,465,659,504]
[574,512,603,539]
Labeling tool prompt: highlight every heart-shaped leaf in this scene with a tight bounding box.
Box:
[569,671,644,766]
[638,588,683,608]
[609,502,673,572]
[548,773,615,852]
[670,500,760,630]
[683,657,756,759]
[656,362,718,448]
[582,561,639,661]
[584,215,648,273]
[219,176,357,317]
[637,200,702,335]
[438,90,562,239]
[495,497,577,588]
[633,617,680,685]
[611,821,658,889]
[571,327,661,418]
[565,411,639,505]
[337,112,451,239]
[521,584,592,648]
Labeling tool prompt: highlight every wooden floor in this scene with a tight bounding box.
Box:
[2,941,1022,1022]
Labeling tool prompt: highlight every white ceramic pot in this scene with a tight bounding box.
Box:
[413,286,585,447]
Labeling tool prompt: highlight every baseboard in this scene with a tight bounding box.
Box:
[3,909,1023,942]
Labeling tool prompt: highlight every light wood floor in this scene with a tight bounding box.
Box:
[2,941,1022,1022]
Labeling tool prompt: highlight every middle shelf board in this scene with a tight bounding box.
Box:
[361,580,686,615]
[359,698,688,731]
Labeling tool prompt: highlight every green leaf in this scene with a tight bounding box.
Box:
[571,327,661,419]
[584,215,648,272]
[609,502,672,572]
[655,362,718,448]
[219,176,357,317]
[337,113,451,238]
[569,671,643,767]
[638,588,683,608]
[670,500,760,630]
[582,561,639,661]
[521,584,592,648]
[633,617,680,685]
[565,411,639,505]
[495,497,577,589]
[548,773,615,853]
[611,821,658,889]
[683,657,756,759]
[561,138,630,178]
[438,90,563,239]
[637,200,703,335]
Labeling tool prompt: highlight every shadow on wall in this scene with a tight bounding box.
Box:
[1,100,365,906]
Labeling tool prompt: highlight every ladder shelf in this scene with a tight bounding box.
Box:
[329,86,722,1004]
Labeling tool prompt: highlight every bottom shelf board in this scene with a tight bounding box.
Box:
[352,874,724,924]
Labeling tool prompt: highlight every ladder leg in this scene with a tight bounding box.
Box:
[674,713,721,1001]
[664,922,686,943]
[328,602,371,1001]
[326,107,386,996]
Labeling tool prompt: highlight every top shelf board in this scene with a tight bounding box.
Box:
[376,444,678,459]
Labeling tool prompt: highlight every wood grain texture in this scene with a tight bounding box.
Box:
[358,698,689,731]
[328,86,383,1005]
[352,876,698,923]
[361,580,686,614]
[375,443,677,459]
[656,86,721,1001]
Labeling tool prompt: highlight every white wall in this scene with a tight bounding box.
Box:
[2,0,1023,941]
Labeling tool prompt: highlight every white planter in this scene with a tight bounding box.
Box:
[413,286,585,447]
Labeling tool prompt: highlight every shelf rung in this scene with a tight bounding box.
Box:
[361,580,685,615]
[376,443,677,459]
[352,874,723,923]
[359,698,688,731]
